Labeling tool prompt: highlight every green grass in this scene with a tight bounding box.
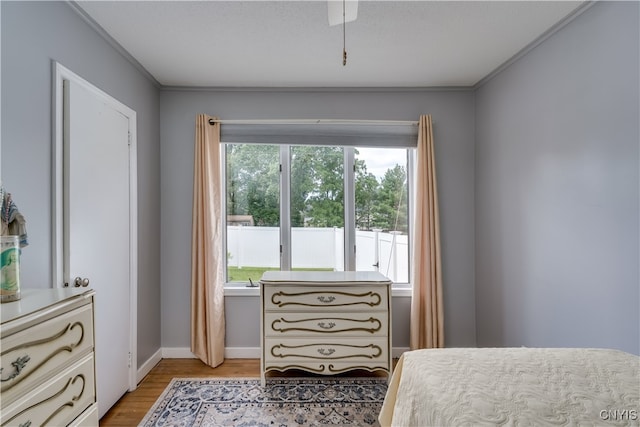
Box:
[227,266,332,283]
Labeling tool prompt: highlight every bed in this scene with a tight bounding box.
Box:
[379,347,639,426]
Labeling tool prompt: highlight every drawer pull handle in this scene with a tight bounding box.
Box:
[317,296,336,303]
[317,348,336,356]
[19,422,31,427]
[0,355,31,382]
[317,322,336,330]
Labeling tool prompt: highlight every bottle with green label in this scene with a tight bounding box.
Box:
[1,236,21,302]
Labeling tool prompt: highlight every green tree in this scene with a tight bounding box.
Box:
[355,158,379,230]
[290,146,315,227]
[373,164,408,233]
[291,146,344,227]
[226,144,408,233]
[226,144,280,226]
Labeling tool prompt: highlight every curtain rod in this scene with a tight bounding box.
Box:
[208,118,418,126]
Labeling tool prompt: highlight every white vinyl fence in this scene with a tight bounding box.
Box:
[227,226,409,282]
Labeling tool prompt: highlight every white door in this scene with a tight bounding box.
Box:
[61,75,136,418]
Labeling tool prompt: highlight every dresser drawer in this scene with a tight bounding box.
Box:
[1,304,94,404]
[1,353,96,427]
[69,402,99,427]
[265,337,388,362]
[264,361,391,376]
[264,286,389,312]
[265,312,388,337]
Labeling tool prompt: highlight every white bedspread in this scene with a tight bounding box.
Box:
[379,347,639,427]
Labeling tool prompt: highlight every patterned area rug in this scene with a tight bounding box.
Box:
[139,377,388,427]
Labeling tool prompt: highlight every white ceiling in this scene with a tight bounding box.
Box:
[75,1,585,88]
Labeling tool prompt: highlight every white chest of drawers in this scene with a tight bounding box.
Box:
[1,288,98,426]
[260,271,392,386]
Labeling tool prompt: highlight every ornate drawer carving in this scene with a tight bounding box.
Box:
[265,338,388,362]
[1,304,93,406]
[264,287,388,312]
[264,361,391,376]
[1,353,95,427]
[265,312,387,336]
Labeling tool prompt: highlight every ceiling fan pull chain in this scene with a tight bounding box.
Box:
[342,0,347,66]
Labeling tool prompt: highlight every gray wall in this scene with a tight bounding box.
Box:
[0,1,162,365]
[5,0,633,367]
[475,2,639,354]
[160,89,477,350]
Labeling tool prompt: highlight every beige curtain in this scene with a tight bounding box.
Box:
[410,115,444,350]
[191,114,225,367]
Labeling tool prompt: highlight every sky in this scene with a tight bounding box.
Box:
[355,147,408,179]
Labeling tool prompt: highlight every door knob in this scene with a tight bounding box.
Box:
[74,277,90,287]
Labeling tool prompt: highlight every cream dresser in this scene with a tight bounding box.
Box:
[260,271,392,386]
[0,288,98,426]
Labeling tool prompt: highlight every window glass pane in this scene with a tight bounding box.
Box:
[354,147,409,282]
[225,144,280,282]
[290,146,345,272]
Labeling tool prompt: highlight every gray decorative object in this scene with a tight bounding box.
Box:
[0,355,31,382]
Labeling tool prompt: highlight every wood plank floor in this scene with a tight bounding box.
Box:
[99,358,392,426]
[100,358,261,426]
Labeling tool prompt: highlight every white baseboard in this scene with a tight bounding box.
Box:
[159,346,409,360]
[162,347,196,358]
[137,348,162,384]
[160,347,260,359]
[225,347,260,358]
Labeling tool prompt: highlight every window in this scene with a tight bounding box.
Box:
[354,148,410,283]
[291,146,345,271]
[224,143,412,284]
[225,144,280,282]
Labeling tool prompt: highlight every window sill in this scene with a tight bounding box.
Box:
[224,284,412,297]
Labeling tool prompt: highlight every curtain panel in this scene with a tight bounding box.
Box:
[191,114,225,367]
[410,115,444,349]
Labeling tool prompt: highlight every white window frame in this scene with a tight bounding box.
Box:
[222,142,414,297]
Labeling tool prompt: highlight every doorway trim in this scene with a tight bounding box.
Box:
[52,61,138,391]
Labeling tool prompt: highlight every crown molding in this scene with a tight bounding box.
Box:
[160,85,474,93]
[474,1,596,90]
[66,1,161,89]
